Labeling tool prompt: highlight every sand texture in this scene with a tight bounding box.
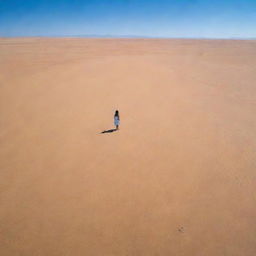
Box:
[0,38,256,255]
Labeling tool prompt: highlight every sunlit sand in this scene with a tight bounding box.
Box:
[1,38,256,255]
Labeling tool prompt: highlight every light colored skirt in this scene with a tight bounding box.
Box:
[114,118,120,126]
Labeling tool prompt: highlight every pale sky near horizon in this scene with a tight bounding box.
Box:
[0,0,256,38]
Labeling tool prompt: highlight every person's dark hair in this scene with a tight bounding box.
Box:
[115,110,119,116]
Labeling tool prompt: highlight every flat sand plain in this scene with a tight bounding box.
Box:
[0,38,256,255]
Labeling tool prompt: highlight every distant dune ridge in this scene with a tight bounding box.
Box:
[0,38,256,256]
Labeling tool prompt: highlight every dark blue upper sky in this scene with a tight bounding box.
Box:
[0,0,255,38]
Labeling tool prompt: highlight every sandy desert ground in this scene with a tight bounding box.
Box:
[0,38,256,255]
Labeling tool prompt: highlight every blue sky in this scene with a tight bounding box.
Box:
[0,0,256,38]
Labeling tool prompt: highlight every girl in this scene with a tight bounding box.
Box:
[114,110,120,130]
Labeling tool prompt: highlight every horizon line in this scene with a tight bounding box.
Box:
[1,34,256,40]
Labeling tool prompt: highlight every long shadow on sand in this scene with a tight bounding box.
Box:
[101,129,117,134]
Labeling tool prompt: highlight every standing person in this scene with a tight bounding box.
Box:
[114,110,120,130]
